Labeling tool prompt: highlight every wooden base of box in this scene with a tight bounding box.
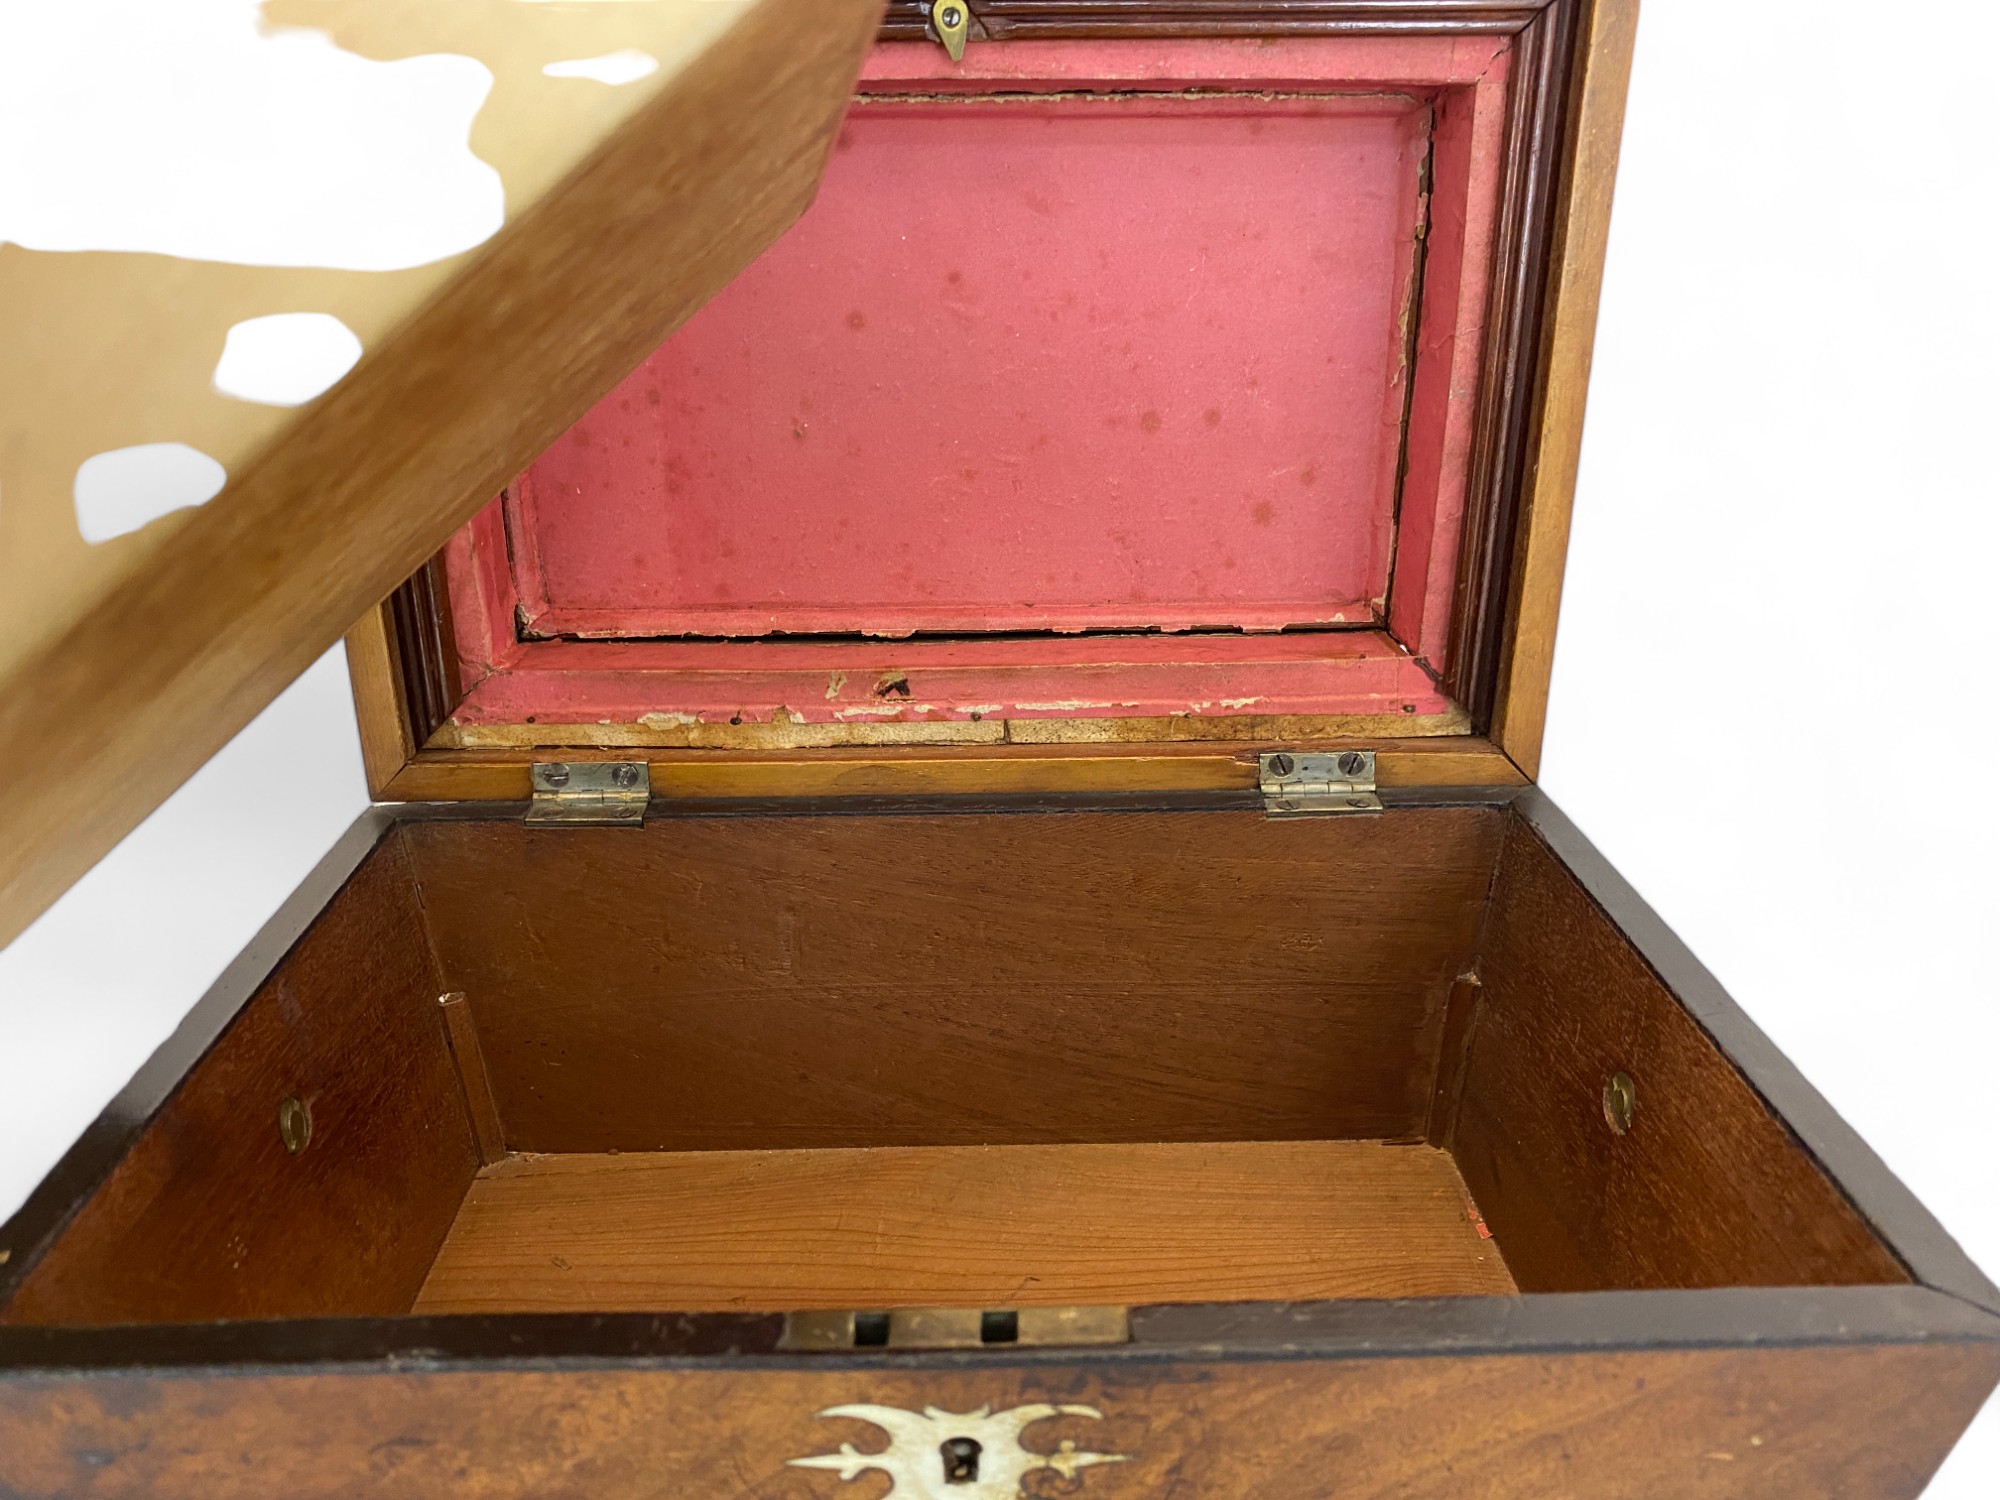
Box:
[413,1140,1519,1315]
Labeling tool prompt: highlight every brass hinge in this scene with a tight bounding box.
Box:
[526,761,650,826]
[1259,750,1382,817]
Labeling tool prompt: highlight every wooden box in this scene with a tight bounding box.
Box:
[5,5,1996,1497]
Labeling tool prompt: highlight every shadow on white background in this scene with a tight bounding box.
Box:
[0,649,368,1223]
[0,0,1993,1489]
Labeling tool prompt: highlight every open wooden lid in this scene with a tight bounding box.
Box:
[352,3,1639,812]
[0,0,884,947]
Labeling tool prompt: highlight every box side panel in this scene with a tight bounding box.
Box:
[0,833,477,1326]
[1452,811,1908,1292]
[400,806,1501,1153]
[2,1340,1994,1500]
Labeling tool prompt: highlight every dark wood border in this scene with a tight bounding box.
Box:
[1442,0,1578,724]
[371,0,1597,786]
[0,1285,1993,1376]
[384,554,461,750]
[880,1,1551,39]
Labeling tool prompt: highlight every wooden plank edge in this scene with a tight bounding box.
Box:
[343,607,417,801]
[437,993,507,1168]
[375,737,1528,802]
[1489,0,1640,777]
[3,1284,1995,1377]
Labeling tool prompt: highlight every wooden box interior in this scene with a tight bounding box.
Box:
[0,800,1906,1329]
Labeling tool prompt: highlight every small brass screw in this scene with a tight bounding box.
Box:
[1603,1072,1636,1136]
[278,1095,313,1155]
[939,4,964,27]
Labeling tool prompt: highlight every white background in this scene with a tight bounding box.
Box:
[0,1,1994,1489]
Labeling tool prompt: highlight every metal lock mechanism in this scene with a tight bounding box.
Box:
[926,0,972,62]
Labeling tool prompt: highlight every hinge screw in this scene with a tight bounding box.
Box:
[612,763,641,789]
[1267,753,1295,778]
[1337,751,1367,777]
[542,763,571,788]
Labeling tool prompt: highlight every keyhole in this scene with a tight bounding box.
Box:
[941,1436,982,1484]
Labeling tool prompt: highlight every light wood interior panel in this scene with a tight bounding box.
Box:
[414,1140,1516,1314]
[401,807,1504,1153]
[1450,814,1909,1293]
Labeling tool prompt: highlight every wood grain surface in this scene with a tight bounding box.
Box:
[414,1140,1516,1314]
[0,835,476,1327]
[1490,0,1639,774]
[438,993,507,1169]
[372,735,1527,804]
[3,1339,1994,1500]
[342,603,418,798]
[1453,812,1911,1293]
[401,807,1503,1152]
[0,0,885,951]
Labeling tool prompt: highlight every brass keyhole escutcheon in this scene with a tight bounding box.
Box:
[1603,1072,1636,1136]
[278,1095,313,1155]
[940,1436,982,1485]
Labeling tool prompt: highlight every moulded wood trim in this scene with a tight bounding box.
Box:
[881,1,1559,39]
[1489,0,1639,776]
[2,1282,1994,1377]
[343,607,417,801]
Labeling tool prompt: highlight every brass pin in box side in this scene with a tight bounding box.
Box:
[781,1305,1131,1352]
